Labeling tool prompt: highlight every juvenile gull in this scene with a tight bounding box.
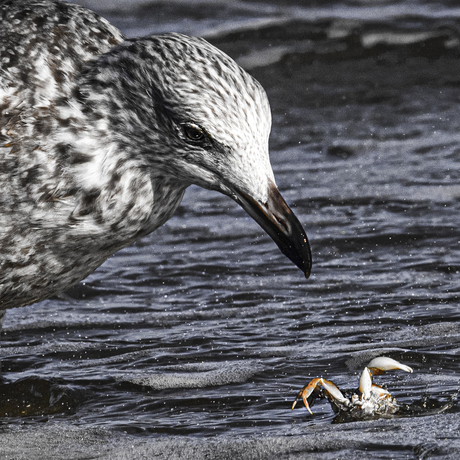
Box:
[0,0,311,319]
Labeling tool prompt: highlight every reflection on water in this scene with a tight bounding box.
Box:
[1,0,460,458]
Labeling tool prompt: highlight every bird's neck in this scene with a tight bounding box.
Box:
[49,110,183,247]
[69,139,186,244]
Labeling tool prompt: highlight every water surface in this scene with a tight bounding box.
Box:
[1,1,459,458]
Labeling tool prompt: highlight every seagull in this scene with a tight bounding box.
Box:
[0,0,311,323]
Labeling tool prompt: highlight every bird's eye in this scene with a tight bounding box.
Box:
[182,123,206,143]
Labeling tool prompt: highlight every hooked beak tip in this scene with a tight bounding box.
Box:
[232,181,312,276]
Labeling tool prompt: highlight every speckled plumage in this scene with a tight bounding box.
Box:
[0,0,311,312]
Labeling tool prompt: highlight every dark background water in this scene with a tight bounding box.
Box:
[1,1,460,458]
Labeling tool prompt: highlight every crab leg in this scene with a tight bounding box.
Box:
[292,377,348,414]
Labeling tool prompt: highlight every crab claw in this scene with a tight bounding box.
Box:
[366,357,413,375]
[292,377,348,414]
[359,357,413,399]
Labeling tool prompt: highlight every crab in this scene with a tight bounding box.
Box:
[292,356,413,421]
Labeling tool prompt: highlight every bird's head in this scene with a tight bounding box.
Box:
[88,33,311,277]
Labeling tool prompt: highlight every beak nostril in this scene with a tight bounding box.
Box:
[273,214,289,234]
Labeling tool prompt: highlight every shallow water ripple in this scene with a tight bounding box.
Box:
[1,1,460,458]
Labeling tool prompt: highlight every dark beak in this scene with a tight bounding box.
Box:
[232,180,312,278]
